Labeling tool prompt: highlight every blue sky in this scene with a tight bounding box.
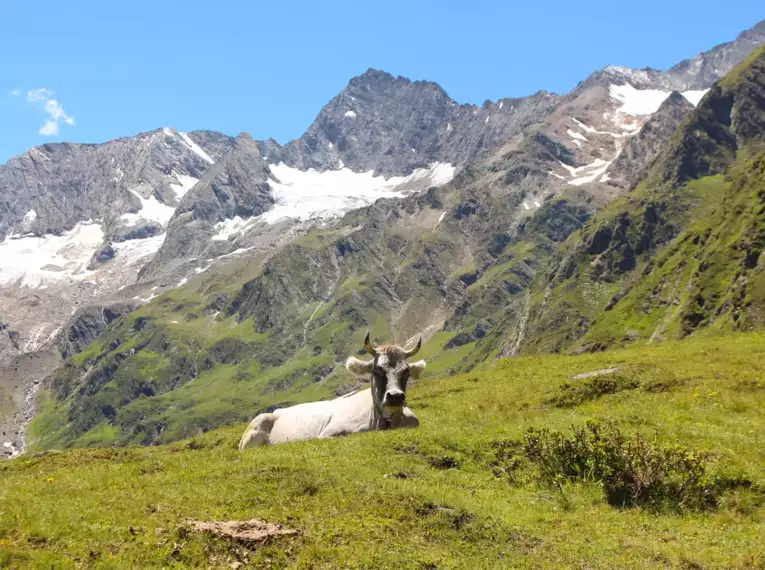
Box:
[1,0,763,162]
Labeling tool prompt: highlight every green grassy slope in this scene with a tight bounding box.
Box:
[522,46,765,354]
[3,332,765,569]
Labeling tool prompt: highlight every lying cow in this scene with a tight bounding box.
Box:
[238,333,426,450]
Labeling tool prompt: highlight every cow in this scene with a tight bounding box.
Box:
[238,332,426,450]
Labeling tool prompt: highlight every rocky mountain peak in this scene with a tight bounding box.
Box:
[600,66,665,88]
[231,131,259,151]
[342,68,451,106]
[665,19,765,90]
[347,68,400,89]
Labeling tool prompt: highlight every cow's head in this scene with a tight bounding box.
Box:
[345,332,427,416]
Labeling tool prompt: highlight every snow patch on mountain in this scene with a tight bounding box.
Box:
[212,216,261,241]
[261,162,455,224]
[170,172,199,199]
[610,84,674,115]
[0,221,103,288]
[211,162,456,238]
[560,143,623,186]
[220,247,255,258]
[0,224,167,291]
[23,324,54,353]
[681,89,710,106]
[178,132,215,164]
[572,118,626,139]
[21,210,37,225]
[112,235,167,266]
[610,84,711,115]
[121,189,176,227]
[568,129,588,142]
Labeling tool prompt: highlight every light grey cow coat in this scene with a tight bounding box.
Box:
[238,334,425,450]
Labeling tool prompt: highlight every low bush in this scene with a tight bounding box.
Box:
[521,420,751,511]
[545,375,640,407]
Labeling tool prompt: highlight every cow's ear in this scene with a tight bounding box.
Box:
[409,360,427,380]
[346,356,374,378]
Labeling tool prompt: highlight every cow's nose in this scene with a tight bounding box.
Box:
[384,390,406,407]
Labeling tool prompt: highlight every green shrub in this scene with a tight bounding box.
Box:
[545,375,640,408]
[521,420,749,511]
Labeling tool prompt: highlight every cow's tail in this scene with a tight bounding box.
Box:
[238,413,278,451]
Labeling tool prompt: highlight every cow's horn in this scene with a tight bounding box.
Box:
[405,336,422,358]
[364,332,378,357]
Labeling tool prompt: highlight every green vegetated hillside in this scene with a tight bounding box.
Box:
[3,333,765,569]
[28,146,597,451]
[522,45,765,353]
[28,46,765,451]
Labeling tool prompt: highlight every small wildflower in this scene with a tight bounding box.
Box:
[46,477,55,483]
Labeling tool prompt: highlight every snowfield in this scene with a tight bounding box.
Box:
[0,220,168,290]
[610,84,710,115]
[212,161,457,240]
[178,132,215,164]
[111,234,167,267]
[681,89,710,107]
[260,162,456,224]
[170,172,199,199]
[0,159,456,289]
[121,189,176,227]
[0,221,103,288]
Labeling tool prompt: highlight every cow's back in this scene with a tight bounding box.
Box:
[268,389,374,444]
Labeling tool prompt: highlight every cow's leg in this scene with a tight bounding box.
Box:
[398,407,419,429]
[238,413,278,450]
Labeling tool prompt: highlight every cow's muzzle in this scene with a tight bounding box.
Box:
[383,389,406,409]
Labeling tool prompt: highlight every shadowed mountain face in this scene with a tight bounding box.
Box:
[2,20,765,457]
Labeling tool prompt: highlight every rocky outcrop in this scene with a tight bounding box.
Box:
[650,46,765,187]
[567,20,765,94]
[664,20,765,90]
[55,302,136,359]
[0,128,226,242]
[139,133,274,278]
[609,92,696,189]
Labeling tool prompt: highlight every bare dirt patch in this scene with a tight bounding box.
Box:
[184,518,300,543]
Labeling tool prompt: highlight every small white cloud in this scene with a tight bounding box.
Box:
[25,88,75,137]
[39,120,59,136]
[10,90,20,96]
[27,88,53,103]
